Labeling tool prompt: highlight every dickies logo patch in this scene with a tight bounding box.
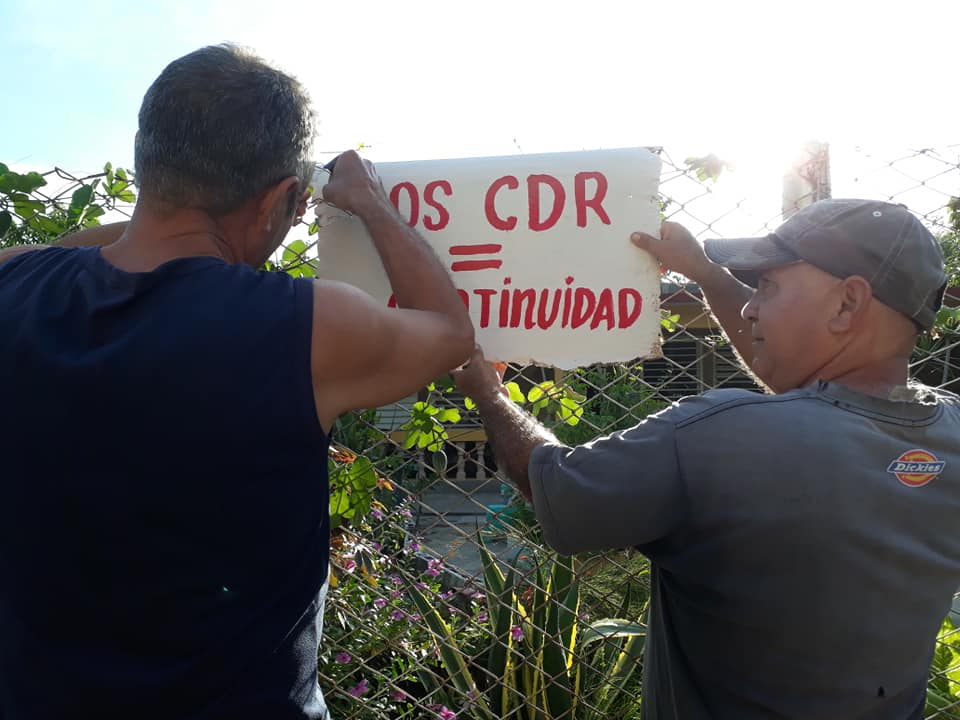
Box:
[887,449,945,487]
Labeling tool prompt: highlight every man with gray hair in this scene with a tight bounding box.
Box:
[455,199,960,719]
[0,45,473,718]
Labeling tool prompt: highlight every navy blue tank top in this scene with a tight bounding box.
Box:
[0,246,330,718]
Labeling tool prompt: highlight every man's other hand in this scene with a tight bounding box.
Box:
[631,221,713,284]
[451,346,508,402]
[320,150,387,216]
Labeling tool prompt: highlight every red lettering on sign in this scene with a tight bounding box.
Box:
[389,182,419,227]
[527,174,565,231]
[452,260,503,272]
[485,175,519,231]
[591,288,615,330]
[474,288,496,327]
[510,288,537,329]
[618,289,643,328]
[423,180,452,231]
[571,287,597,328]
[575,172,611,227]
[537,288,562,328]
[449,244,503,255]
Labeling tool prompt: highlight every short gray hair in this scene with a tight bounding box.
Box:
[134,44,316,214]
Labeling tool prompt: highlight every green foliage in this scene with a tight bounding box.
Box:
[550,364,666,447]
[328,453,381,532]
[322,503,482,718]
[408,537,648,719]
[0,162,135,247]
[926,615,960,718]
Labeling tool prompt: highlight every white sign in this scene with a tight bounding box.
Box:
[311,147,663,369]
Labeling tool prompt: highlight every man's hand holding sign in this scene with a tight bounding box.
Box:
[312,147,664,369]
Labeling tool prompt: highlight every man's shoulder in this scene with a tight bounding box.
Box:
[654,387,816,429]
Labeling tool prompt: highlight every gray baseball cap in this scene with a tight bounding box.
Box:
[704,199,947,330]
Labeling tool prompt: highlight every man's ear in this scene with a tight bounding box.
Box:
[255,176,301,232]
[828,275,873,333]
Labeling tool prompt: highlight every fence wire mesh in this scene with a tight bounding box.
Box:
[2,145,959,719]
[311,144,960,719]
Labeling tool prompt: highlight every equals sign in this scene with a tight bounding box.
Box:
[449,244,503,272]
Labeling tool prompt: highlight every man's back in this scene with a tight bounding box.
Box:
[0,247,330,718]
[529,383,960,719]
[643,383,960,718]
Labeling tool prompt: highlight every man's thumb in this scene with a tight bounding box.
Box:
[631,231,655,250]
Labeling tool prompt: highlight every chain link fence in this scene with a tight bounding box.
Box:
[315,144,960,719]
[2,145,959,718]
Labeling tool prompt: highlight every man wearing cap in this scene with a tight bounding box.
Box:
[453,199,960,719]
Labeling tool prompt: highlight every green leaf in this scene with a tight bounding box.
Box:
[0,163,8,175]
[406,580,494,718]
[505,381,525,404]
[580,619,647,648]
[282,239,309,265]
[403,429,420,449]
[115,189,136,203]
[559,396,583,426]
[0,173,17,194]
[71,185,94,210]
[437,408,461,424]
[0,211,11,238]
[487,563,517,715]
[464,396,477,410]
[12,196,44,220]
[432,450,448,475]
[15,171,46,193]
[347,455,377,490]
[329,488,351,517]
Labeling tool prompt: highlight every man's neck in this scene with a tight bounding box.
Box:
[101,203,239,272]
[807,355,911,399]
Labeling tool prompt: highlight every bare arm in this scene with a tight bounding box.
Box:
[0,221,128,265]
[310,151,474,430]
[631,222,754,364]
[451,347,557,500]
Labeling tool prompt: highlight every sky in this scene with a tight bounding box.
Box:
[2,0,958,234]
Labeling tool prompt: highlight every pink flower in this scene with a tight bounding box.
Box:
[391,690,407,702]
[390,589,402,599]
[373,597,387,609]
[371,508,384,520]
[429,705,457,719]
[476,611,488,623]
[409,539,421,551]
[425,559,443,577]
[511,625,524,642]
[342,558,357,573]
[391,609,405,621]
[348,678,370,697]
[400,508,413,518]
[390,575,403,586]
[334,652,351,664]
